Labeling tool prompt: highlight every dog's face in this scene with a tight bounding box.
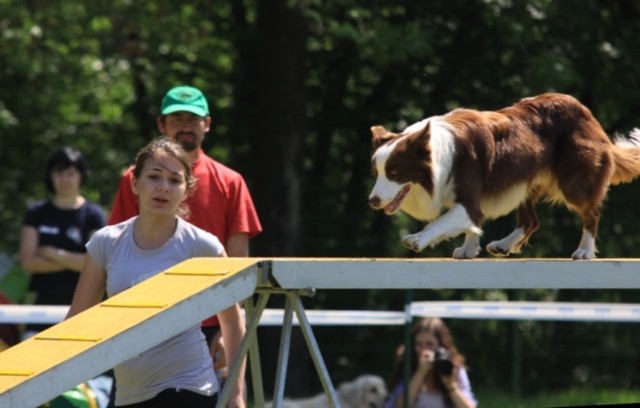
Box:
[360,376,388,408]
[338,374,388,408]
[337,374,387,408]
[267,375,389,408]
[368,123,432,214]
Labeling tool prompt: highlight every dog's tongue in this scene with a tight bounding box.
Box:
[384,184,411,214]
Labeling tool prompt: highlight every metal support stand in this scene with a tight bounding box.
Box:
[217,261,339,408]
[244,296,266,406]
[217,292,270,407]
[290,292,340,407]
[271,294,294,407]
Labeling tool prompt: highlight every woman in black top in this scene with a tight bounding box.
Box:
[19,146,105,338]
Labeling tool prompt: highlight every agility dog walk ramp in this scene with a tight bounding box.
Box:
[243,257,640,407]
[0,258,259,408]
[267,257,640,289]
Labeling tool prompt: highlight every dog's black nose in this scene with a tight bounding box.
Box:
[369,196,381,208]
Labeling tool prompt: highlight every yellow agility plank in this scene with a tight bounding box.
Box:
[0,257,260,408]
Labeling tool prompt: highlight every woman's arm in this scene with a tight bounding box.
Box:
[20,226,98,273]
[36,246,86,272]
[395,351,432,408]
[441,367,477,408]
[218,302,247,408]
[448,387,477,408]
[396,368,429,408]
[66,254,106,319]
[19,226,64,273]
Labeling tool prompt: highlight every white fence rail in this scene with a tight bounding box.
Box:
[4,301,640,325]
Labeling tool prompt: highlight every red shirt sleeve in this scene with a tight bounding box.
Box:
[108,168,139,225]
[201,176,261,329]
[226,175,263,240]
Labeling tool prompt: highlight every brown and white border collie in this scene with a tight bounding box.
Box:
[368,93,640,259]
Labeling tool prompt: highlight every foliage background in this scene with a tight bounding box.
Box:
[1,0,640,402]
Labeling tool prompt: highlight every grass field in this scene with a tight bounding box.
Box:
[474,388,640,407]
[256,388,640,407]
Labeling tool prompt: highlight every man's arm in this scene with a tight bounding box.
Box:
[226,233,249,257]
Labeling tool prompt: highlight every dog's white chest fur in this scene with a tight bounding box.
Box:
[399,186,441,221]
[400,119,457,221]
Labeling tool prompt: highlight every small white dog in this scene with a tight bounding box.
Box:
[265,374,388,408]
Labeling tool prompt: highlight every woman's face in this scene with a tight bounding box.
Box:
[414,331,440,356]
[51,166,82,197]
[132,151,188,216]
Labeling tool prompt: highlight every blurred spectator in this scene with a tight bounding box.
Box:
[386,318,477,408]
[19,146,105,338]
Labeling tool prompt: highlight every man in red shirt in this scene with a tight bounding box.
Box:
[109,85,262,392]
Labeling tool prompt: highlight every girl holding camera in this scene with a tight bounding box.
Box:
[386,318,477,408]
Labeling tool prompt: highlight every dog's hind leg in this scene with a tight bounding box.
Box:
[487,189,542,256]
[558,145,611,259]
[562,187,607,259]
[571,207,601,259]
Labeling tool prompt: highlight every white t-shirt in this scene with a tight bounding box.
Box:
[87,216,225,406]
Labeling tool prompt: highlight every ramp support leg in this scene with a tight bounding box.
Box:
[289,292,340,407]
[217,293,270,408]
[219,287,338,407]
[271,294,295,406]
[244,296,266,407]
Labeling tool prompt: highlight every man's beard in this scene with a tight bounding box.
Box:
[180,140,197,152]
[176,133,197,152]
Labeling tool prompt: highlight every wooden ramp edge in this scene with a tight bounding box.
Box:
[0,257,259,408]
[267,258,640,289]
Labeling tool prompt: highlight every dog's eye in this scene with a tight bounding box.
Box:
[388,169,398,177]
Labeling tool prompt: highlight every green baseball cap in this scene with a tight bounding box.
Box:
[161,85,210,117]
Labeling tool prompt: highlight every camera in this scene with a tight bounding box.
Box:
[433,347,454,376]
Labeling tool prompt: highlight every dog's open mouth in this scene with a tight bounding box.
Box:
[384,184,411,214]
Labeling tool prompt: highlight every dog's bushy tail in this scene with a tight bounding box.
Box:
[611,128,640,185]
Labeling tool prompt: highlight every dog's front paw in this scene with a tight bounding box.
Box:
[453,245,481,259]
[401,234,427,252]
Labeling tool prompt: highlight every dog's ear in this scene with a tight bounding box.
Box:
[371,126,396,149]
[407,120,431,149]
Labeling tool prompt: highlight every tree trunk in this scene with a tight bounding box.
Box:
[251,0,306,258]
[249,0,311,399]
